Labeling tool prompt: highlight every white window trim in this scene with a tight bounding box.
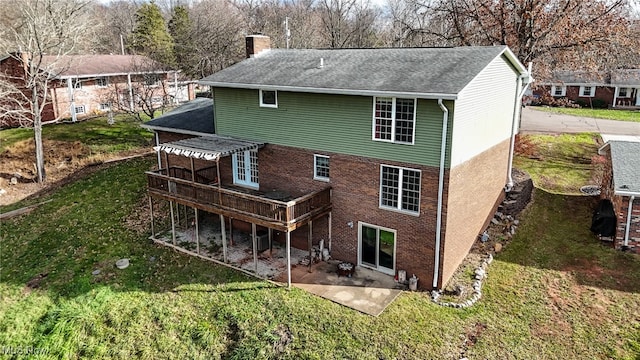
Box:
[74,78,83,89]
[579,85,596,97]
[74,105,86,114]
[617,87,630,97]
[259,89,278,108]
[313,154,330,182]
[232,150,259,189]
[371,97,417,145]
[551,85,566,97]
[99,103,110,111]
[357,221,397,275]
[379,164,421,216]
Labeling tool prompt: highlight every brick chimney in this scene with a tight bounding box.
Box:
[245,35,271,58]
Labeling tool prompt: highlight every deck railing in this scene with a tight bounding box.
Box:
[146,168,331,229]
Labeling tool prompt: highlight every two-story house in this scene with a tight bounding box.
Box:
[146,35,530,290]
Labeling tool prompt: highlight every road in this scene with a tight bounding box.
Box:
[520,107,640,135]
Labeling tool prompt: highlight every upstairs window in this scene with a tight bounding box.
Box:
[373,97,416,144]
[579,86,595,97]
[380,165,421,214]
[73,79,82,89]
[260,90,277,108]
[551,85,566,97]
[99,103,110,111]
[74,105,86,114]
[96,77,109,87]
[144,74,161,86]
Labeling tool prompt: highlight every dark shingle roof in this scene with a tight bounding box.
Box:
[611,69,640,86]
[142,98,214,135]
[200,46,517,97]
[40,54,170,78]
[609,141,640,195]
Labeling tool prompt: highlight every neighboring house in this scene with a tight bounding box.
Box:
[145,35,530,290]
[598,137,640,253]
[0,53,195,127]
[535,69,640,108]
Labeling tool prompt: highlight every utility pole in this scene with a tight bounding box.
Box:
[285,17,291,49]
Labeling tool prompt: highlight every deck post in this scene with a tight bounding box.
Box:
[176,203,181,229]
[190,158,196,182]
[252,223,258,274]
[328,212,332,252]
[286,231,291,289]
[308,220,313,272]
[268,228,273,257]
[195,208,200,255]
[169,201,176,245]
[220,214,228,263]
[229,217,234,246]
[148,196,155,238]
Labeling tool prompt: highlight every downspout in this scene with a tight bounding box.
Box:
[155,132,161,168]
[506,62,533,191]
[433,99,449,289]
[624,196,636,247]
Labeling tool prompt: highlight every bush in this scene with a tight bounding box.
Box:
[592,98,607,109]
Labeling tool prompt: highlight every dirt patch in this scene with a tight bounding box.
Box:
[272,324,293,355]
[459,322,487,358]
[23,272,48,295]
[124,195,170,235]
[0,138,152,206]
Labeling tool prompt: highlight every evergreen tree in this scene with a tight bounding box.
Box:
[168,5,197,77]
[129,1,175,67]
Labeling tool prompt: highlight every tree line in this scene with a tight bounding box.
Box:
[90,0,639,80]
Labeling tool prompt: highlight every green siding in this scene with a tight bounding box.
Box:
[214,88,453,167]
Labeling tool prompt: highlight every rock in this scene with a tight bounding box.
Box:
[10,177,18,185]
[0,189,6,196]
[494,243,503,253]
[491,218,500,225]
[513,220,520,226]
[92,269,101,276]
[149,256,156,262]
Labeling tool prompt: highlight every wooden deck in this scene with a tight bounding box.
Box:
[146,167,331,232]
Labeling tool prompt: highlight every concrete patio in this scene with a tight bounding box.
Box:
[284,260,405,316]
[152,210,404,316]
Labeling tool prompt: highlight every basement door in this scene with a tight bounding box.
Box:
[358,222,396,275]
[232,149,259,188]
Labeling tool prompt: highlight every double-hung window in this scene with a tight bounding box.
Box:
[314,154,330,181]
[379,165,421,214]
[617,87,629,97]
[373,97,416,144]
[551,85,566,97]
[579,86,595,97]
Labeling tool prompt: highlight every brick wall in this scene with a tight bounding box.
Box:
[566,86,614,107]
[440,139,510,286]
[615,196,640,253]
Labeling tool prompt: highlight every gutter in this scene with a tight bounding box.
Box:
[197,81,459,101]
[506,62,533,191]
[624,196,636,247]
[433,99,449,289]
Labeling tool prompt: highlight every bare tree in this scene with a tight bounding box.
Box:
[101,58,173,121]
[389,0,639,79]
[0,0,91,183]
[319,0,381,48]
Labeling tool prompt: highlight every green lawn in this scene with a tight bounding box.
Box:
[532,106,640,122]
[1,158,639,358]
[0,115,154,154]
[514,133,602,194]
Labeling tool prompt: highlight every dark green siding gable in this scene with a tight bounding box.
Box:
[213,88,452,167]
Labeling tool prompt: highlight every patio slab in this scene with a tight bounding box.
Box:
[289,261,404,316]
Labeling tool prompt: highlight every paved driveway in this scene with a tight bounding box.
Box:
[520,107,640,135]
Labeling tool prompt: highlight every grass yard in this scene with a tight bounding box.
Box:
[1,158,639,358]
[514,133,602,195]
[0,115,154,154]
[532,106,640,122]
